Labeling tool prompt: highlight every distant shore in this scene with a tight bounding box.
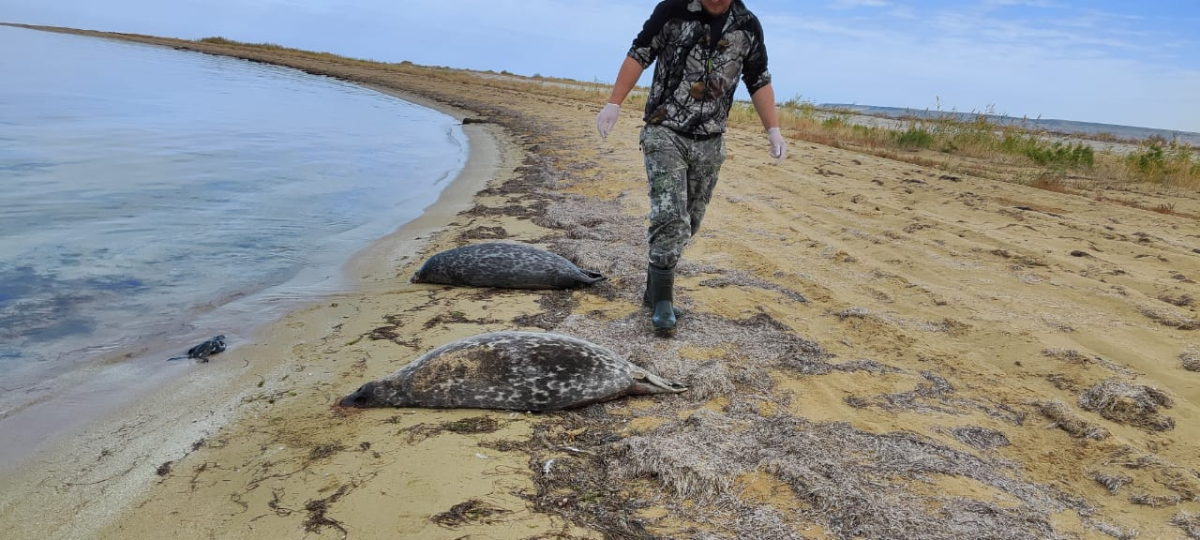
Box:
[2,23,1199,540]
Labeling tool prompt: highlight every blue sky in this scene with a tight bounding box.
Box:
[3,0,1198,132]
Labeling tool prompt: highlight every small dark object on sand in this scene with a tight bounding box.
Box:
[168,335,228,362]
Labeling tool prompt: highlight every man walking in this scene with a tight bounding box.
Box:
[596,0,786,335]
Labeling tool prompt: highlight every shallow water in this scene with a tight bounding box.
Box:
[0,27,466,421]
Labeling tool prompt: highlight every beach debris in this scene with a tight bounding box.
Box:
[1129,493,1182,508]
[1137,304,1199,330]
[1172,511,1200,539]
[1042,348,1139,376]
[612,410,1074,540]
[951,426,1012,450]
[1034,401,1109,440]
[1091,471,1134,494]
[400,417,503,443]
[1077,379,1174,432]
[698,269,808,303]
[166,334,227,362]
[337,331,686,412]
[1085,519,1139,540]
[411,241,606,289]
[1158,293,1195,307]
[303,485,349,538]
[431,499,511,528]
[1183,349,1200,372]
[307,443,346,462]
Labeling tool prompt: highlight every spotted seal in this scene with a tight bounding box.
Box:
[338,331,686,411]
[411,242,606,289]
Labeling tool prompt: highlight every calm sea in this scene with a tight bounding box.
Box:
[0,27,467,427]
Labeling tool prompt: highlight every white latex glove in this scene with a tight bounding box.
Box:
[596,103,620,139]
[767,127,786,164]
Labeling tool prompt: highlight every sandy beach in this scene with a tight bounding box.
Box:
[2,24,1199,540]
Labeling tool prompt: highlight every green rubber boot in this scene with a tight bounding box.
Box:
[648,264,676,335]
[643,266,682,317]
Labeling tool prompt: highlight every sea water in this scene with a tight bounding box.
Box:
[0,27,467,435]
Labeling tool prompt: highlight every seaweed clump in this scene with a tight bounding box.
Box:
[1077,379,1174,432]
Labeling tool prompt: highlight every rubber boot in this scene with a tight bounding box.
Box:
[648,264,676,335]
[643,266,681,317]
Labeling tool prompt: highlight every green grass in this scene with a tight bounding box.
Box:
[1126,138,1199,184]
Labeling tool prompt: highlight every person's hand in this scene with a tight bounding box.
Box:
[767,127,786,164]
[596,103,620,139]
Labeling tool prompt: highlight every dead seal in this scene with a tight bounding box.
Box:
[338,331,686,411]
[411,242,606,289]
[167,334,227,362]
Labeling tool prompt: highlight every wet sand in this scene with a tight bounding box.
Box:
[2,24,1199,540]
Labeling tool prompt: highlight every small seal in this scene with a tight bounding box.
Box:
[338,331,686,411]
[411,242,606,289]
[167,335,227,362]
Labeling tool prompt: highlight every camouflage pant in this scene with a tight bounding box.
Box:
[640,124,726,269]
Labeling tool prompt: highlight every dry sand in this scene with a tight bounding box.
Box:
[2,24,1199,540]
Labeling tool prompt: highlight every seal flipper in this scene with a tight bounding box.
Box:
[572,269,607,287]
[628,370,688,395]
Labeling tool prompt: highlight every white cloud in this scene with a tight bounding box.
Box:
[830,0,890,9]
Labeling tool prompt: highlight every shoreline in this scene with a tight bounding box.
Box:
[0,42,516,537]
[3,24,1199,540]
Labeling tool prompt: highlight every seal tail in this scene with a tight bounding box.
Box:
[629,370,688,395]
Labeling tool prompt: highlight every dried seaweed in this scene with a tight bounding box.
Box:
[1137,304,1199,330]
[307,443,346,462]
[1041,349,1138,376]
[516,414,661,540]
[1034,401,1109,440]
[1158,293,1195,307]
[845,372,1024,424]
[1129,493,1181,507]
[457,225,510,241]
[422,310,502,330]
[698,269,809,303]
[1077,379,1174,432]
[512,289,578,330]
[1091,471,1133,494]
[1172,511,1200,539]
[303,484,349,538]
[431,499,512,528]
[1085,519,1139,540]
[1182,349,1200,372]
[545,311,830,407]
[401,416,502,443]
[951,427,1011,450]
[613,411,1076,540]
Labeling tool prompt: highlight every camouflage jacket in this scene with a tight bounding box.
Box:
[628,0,771,137]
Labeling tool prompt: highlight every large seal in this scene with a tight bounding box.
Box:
[411,242,606,289]
[338,331,686,411]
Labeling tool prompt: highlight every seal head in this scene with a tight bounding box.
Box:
[339,381,391,408]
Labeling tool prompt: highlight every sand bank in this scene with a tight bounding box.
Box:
[2,24,1199,540]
